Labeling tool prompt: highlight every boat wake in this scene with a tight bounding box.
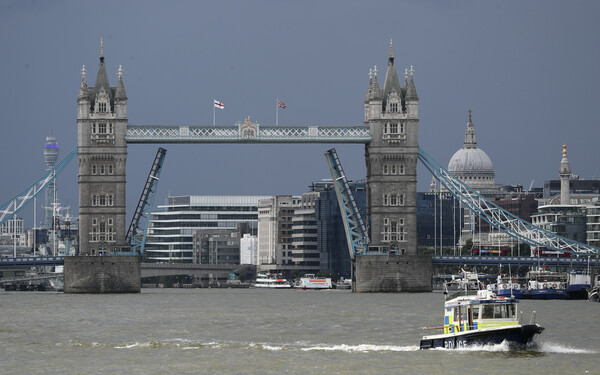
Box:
[111,339,418,352]
[536,342,596,354]
[430,340,596,354]
[298,343,418,352]
[95,338,595,354]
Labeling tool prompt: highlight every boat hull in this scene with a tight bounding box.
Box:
[253,284,291,289]
[567,285,590,300]
[420,324,544,349]
[497,289,524,299]
[523,289,568,300]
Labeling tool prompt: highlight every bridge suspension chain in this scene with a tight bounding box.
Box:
[418,146,598,256]
[0,147,78,227]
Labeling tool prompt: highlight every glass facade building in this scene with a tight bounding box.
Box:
[145,195,268,263]
[417,192,463,248]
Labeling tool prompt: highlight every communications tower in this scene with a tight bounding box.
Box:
[43,135,59,228]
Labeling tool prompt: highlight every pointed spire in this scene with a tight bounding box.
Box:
[405,66,418,102]
[365,68,373,103]
[371,65,382,100]
[94,40,112,100]
[382,43,402,108]
[464,109,477,149]
[78,65,89,101]
[115,65,127,101]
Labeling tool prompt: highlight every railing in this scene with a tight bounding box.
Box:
[432,255,600,267]
[0,256,65,267]
[126,125,372,143]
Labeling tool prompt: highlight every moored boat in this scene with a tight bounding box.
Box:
[588,275,599,302]
[420,289,544,349]
[252,273,292,289]
[566,270,591,300]
[495,275,525,299]
[523,268,568,300]
[294,274,333,290]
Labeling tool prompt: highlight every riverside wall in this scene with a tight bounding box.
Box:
[64,255,141,293]
[353,254,433,292]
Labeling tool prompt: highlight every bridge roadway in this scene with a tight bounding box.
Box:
[0,273,63,285]
[0,256,65,267]
[432,255,599,267]
[140,262,247,281]
[3,255,598,270]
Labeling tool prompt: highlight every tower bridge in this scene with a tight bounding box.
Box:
[3,41,596,293]
[67,40,426,292]
[76,42,420,258]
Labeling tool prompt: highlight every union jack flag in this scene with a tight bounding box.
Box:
[277,101,286,109]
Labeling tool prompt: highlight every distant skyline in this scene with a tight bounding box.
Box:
[1,1,599,227]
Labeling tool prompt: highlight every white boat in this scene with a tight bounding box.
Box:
[294,274,333,290]
[253,274,292,289]
[420,288,544,349]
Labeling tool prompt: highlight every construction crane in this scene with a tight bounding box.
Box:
[125,148,167,254]
[324,148,369,260]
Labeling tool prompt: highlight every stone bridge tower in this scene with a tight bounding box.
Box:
[76,41,129,255]
[364,41,419,254]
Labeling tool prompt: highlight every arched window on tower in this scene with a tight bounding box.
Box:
[387,90,401,113]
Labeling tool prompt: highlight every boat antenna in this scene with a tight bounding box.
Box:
[509,263,514,298]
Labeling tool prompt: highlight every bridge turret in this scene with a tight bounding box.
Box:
[365,66,383,121]
[404,66,418,117]
[77,65,90,119]
[114,65,127,118]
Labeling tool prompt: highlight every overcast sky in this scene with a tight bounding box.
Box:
[1,0,599,227]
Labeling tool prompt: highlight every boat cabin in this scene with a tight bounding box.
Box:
[443,290,518,334]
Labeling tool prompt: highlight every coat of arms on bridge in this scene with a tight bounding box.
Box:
[239,116,259,139]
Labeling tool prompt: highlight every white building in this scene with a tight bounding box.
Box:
[240,233,258,265]
[145,195,268,262]
[257,195,300,267]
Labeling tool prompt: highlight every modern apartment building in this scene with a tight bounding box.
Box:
[145,195,268,262]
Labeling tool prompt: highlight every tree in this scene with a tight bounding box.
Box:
[462,238,473,254]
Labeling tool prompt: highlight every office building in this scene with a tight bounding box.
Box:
[146,195,268,262]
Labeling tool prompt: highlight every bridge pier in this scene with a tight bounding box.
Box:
[64,255,141,293]
[353,254,432,292]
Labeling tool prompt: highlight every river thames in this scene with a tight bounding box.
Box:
[1,289,598,374]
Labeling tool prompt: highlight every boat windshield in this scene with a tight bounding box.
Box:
[481,303,516,319]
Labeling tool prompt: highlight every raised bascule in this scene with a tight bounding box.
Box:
[3,40,596,292]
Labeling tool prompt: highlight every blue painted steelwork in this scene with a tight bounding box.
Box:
[432,255,599,267]
[0,256,64,267]
[125,148,167,254]
[418,146,599,256]
[126,125,372,143]
[0,147,78,227]
[324,149,369,259]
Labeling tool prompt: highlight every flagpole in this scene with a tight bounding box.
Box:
[213,102,216,126]
[276,98,279,126]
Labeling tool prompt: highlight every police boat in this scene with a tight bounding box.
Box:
[420,288,544,349]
